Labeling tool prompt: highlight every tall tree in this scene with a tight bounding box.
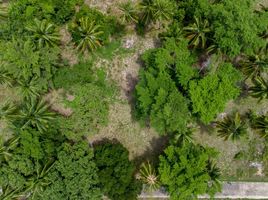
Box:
[94,142,142,200]
[158,143,221,199]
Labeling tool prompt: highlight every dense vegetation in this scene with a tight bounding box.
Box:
[0,0,268,199]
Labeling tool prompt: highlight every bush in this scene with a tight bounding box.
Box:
[158,143,221,199]
[0,39,59,92]
[94,142,142,200]
[54,61,116,140]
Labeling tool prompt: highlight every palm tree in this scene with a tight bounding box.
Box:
[138,161,160,192]
[249,76,268,101]
[0,136,19,162]
[206,159,221,192]
[0,2,8,22]
[26,18,60,48]
[118,1,138,24]
[0,68,13,86]
[16,77,41,101]
[239,49,268,79]
[24,159,55,199]
[17,98,55,133]
[216,112,247,141]
[0,101,17,124]
[74,17,103,53]
[251,115,268,139]
[173,129,194,145]
[183,16,211,49]
[140,0,174,26]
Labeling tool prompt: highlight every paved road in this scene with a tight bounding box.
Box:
[139,182,268,199]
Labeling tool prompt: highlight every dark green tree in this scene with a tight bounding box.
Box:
[158,143,221,200]
[94,142,142,200]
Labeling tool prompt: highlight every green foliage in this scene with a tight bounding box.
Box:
[189,63,242,124]
[26,18,60,48]
[158,143,221,199]
[94,142,142,200]
[0,128,64,199]
[8,0,81,34]
[207,0,267,56]
[249,76,268,101]
[71,17,103,53]
[0,39,59,92]
[0,128,101,200]
[216,112,247,141]
[54,61,115,140]
[40,142,102,200]
[135,39,192,135]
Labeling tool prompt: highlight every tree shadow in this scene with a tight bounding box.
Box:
[133,136,169,167]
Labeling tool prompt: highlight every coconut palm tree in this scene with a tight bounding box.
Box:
[0,136,19,162]
[0,2,8,22]
[140,0,174,26]
[0,101,17,124]
[118,1,138,24]
[24,159,55,199]
[206,159,221,192]
[74,17,103,53]
[138,161,160,192]
[251,115,268,139]
[173,128,194,145]
[183,16,211,49]
[26,18,60,48]
[216,112,247,141]
[239,49,268,79]
[16,77,41,101]
[0,68,13,86]
[17,98,55,133]
[249,76,268,101]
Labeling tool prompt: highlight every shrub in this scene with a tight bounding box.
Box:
[94,142,142,200]
[54,61,115,140]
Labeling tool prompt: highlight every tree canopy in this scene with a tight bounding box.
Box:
[158,143,221,200]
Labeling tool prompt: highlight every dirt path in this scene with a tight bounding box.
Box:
[140,182,268,199]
